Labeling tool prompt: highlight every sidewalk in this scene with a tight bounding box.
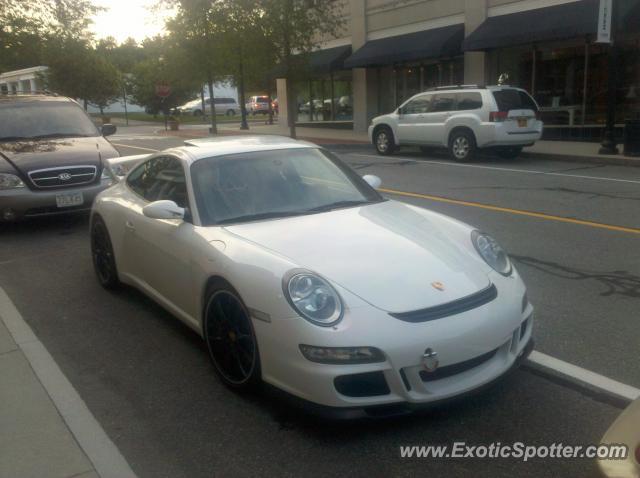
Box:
[161,122,640,166]
[0,288,136,478]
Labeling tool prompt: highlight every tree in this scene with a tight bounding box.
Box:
[164,0,228,134]
[259,0,345,138]
[128,37,200,115]
[41,42,121,111]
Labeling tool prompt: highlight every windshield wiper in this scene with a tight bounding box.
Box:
[30,133,94,139]
[306,200,373,213]
[0,133,94,142]
[217,210,308,225]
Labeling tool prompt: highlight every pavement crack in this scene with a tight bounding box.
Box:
[512,255,640,299]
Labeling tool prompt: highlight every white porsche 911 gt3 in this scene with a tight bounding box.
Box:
[93,135,533,417]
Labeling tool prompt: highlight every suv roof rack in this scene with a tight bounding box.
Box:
[427,85,486,91]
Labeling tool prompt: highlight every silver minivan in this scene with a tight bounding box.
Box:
[177,97,239,116]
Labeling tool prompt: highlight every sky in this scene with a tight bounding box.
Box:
[90,0,173,44]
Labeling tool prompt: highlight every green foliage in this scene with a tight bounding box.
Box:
[42,40,122,111]
[128,37,201,114]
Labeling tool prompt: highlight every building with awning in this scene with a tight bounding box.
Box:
[274,0,640,138]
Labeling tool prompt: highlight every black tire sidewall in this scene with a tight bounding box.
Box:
[203,282,262,390]
[90,216,120,289]
[449,130,476,162]
[374,127,395,156]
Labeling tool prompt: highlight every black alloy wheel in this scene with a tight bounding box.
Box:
[90,216,120,290]
[204,285,261,389]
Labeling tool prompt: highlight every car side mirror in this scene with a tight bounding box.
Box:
[102,124,117,136]
[363,174,382,189]
[142,200,185,220]
[397,108,404,117]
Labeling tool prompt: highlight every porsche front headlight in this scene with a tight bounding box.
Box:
[284,270,343,326]
[471,230,512,276]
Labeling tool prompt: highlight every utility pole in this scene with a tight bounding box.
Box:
[599,0,619,154]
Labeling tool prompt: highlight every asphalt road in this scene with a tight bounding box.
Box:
[0,129,637,477]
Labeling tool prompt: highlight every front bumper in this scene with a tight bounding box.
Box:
[255,272,533,412]
[0,179,113,221]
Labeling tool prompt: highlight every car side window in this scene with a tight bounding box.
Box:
[456,92,483,111]
[402,96,431,115]
[126,156,189,208]
[429,94,456,113]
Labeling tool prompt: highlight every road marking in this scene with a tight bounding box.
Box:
[379,187,640,235]
[348,152,640,185]
[526,351,640,403]
[111,143,159,153]
[0,287,137,478]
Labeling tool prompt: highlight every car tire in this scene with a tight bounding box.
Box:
[496,146,523,159]
[226,109,235,116]
[374,126,396,156]
[448,129,477,162]
[90,216,121,290]
[203,281,261,391]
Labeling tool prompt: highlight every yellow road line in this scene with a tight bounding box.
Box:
[379,187,640,235]
[111,143,159,152]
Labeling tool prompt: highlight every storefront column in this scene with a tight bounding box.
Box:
[464,0,488,84]
[276,78,290,133]
[351,0,374,132]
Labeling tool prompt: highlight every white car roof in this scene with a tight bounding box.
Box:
[178,135,318,163]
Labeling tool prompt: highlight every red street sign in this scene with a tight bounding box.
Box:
[155,83,171,98]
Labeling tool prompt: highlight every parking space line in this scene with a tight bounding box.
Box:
[0,287,137,478]
[379,188,640,235]
[348,152,640,185]
[526,351,640,403]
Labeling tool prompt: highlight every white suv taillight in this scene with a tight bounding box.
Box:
[490,111,508,122]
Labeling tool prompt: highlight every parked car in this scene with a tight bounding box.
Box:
[0,94,119,222]
[599,396,640,478]
[90,135,533,418]
[271,98,278,114]
[177,97,239,116]
[245,96,271,115]
[369,85,543,161]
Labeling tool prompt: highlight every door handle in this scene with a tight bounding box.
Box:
[125,220,135,231]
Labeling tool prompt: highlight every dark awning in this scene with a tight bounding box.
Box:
[308,45,352,73]
[463,0,599,51]
[269,45,352,78]
[344,24,464,68]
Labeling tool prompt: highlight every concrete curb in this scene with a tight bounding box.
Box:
[0,288,137,478]
[523,351,640,409]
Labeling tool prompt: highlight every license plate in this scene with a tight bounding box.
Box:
[55,192,84,208]
[517,118,528,127]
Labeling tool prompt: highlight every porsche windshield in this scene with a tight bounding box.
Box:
[0,100,100,141]
[191,148,384,226]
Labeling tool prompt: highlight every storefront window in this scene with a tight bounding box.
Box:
[394,57,464,107]
[295,71,352,123]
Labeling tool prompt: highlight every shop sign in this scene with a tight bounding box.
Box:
[596,0,613,43]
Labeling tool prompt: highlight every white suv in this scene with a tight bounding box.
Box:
[369,85,543,161]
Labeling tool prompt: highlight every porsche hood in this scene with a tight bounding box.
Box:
[224,201,491,313]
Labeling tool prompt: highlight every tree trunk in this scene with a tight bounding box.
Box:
[99,105,104,115]
[267,84,274,125]
[200,87,206,118]
[238,60,249,130]
[207,75,217,135]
